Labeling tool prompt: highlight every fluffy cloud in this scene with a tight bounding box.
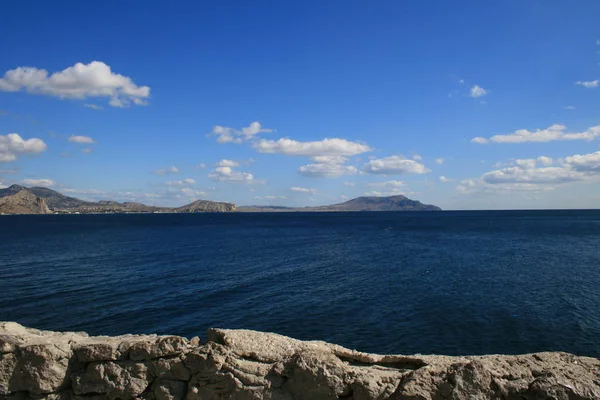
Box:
[211,121,272,144]
[68,135,95,144]
[254,137,371,157]
[439,176,453,183]
[209,166,254,183]
[215,159,240,167]
[154,166,179,175]
[457,151,600,194]
[435,158,444,165]
[471,124,600,144]
[412,154,422,160]
[363,188,408,197]
[166,178,196,186]
[196,163,207,169]
[179,188,207,197]
[575,80,599,88]
[298,163,358,177]
[470,85,487,98]
[366,180,406,188]
[0,133,47,162]
[0,61,150,107]
[563,105,576,110]
[363,156,430,175]
[290,186,317,194]
[254,195,287,200]
[84,104,103,110]
[22,178,55,187]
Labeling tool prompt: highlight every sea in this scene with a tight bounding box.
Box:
[0,211,599,357]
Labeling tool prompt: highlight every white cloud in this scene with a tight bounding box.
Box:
[253,195,286,200]
[457,151,600,194]
[0,61,150,107]
[0,169,18,174]
[209,166,254,183]
[166,178,196,186]
[62,188,105,195]
[298,163,358,177]
[84,104,103,110]
[470,85,487,98]
[68,135,95,144]
[254,137,371,157]
[366,180,405,188]
[575,80,599,88]
[179,188,207,197]
[339,194,349,200]
[439,176,453,183]
[563,105,576,110]
[472,124,600,144]
[196,163,207,169]
[289,186,317,194]
[363,156,430,175]
[412,154,422,160]
[310,155,349,164]
[22,178,55,187]
[363,188,409,197]
[471,137,489,144]
[81,148,93,154]
[215,159,240,167]
[0,133,47,162]
[211,121,272,143]
[435,158,444,165]
[154,166,179,175]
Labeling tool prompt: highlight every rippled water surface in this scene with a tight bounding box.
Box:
[1,211,599,357]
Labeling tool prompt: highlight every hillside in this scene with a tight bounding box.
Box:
[240,195,441,212]
[310,195,441,211]
[0,190,51,215]
[0,185,237,214]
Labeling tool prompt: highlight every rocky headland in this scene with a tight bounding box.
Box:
[1,322,598,400]
[0,190,51,215]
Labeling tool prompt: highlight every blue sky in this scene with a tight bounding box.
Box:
[1,1,600,209]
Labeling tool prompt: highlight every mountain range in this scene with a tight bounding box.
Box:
[0,185,441,214]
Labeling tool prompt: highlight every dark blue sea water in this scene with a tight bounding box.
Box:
[1,211,599,357]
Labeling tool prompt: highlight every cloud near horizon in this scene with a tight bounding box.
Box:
[471,124,600,144]
[457,151,600,194]
[362,156,430,175]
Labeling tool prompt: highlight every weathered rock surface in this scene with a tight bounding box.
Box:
[0,322,598,400]
[0,190,51,215]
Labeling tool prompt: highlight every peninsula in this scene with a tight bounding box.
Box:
[0,185,441,215]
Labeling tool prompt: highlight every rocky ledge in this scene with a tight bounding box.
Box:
[0,322,598,400]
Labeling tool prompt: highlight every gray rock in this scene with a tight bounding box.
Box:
[72,361,151,399]
[0,322,598,400]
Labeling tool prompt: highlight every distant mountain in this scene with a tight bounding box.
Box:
[311,195,441,211]
[0,190,51,215]
[0,185,237,214]
[239,195,441,212]
[176,200,237,213]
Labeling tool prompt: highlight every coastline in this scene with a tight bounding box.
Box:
[1,322,599,399]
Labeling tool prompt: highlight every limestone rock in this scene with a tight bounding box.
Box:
[0,322,599,400]
[72,361,150,399]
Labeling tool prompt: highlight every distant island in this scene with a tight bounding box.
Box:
[239,195,441,212]
[0,184,441,215]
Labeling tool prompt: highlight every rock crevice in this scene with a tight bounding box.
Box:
[1,322,598,400]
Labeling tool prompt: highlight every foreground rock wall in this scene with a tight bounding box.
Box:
[0,322,598,400]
